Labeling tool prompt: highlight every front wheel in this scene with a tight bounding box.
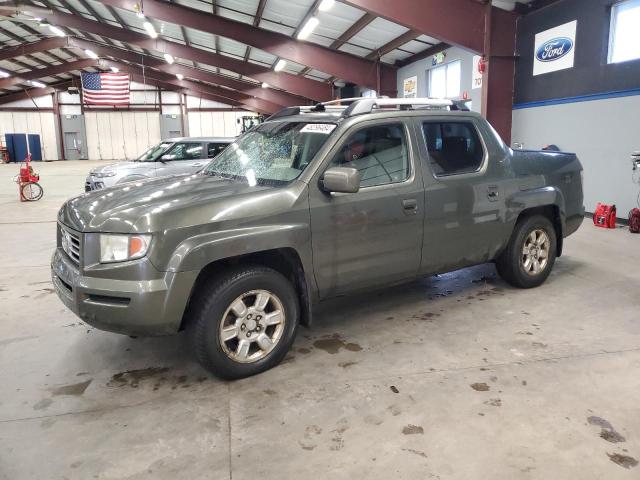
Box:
[496,215,557,288]
[21,182,43,201]
[187,266,299,379]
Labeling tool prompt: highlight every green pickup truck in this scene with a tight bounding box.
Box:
[52,98,584,379]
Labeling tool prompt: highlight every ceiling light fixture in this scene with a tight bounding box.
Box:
[31,80,46,88]
[318,0,335,11]
[176,73,184,80]
[261,82,269,88]
[84,49,99,59]
[274,59,287,72]
[48,25,65,37]
[110,66,119,73]
[297,17,319,40]
[143,21,158,39]
[164,53,174,64]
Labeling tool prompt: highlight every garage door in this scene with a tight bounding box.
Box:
[0,111,58,161]
[85,111,161,160]
[187,111,250,138]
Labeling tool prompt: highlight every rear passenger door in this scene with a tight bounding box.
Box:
[309,121,425,298]
[417,117,509,274]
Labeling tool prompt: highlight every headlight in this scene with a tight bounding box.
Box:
[99,234,151,263]
[93,170,117,178]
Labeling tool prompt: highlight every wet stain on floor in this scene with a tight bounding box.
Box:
[607,453,638,469]
[470,382,490,391]
[330,419,349,451]
[402,448,428,458]
[588,416,626,443]
[338,361,358,368]
[51,379,92,396]
[313,334,362,354]
[402,424,424,435]
[601,430,626,443]
[107,367,170,388]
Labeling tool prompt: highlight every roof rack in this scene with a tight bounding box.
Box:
[266,97,470,121]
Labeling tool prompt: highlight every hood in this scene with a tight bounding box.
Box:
[59,173,279,233]
[89,161,153,175]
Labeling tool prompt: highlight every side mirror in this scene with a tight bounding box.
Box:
[321,167,361,194]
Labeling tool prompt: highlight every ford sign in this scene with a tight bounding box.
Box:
[536,37,574,62]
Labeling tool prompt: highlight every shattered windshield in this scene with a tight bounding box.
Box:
[203,121,336,185]
[136,142,172,162]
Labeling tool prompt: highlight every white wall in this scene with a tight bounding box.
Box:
[512,95,640,215]
[85,111,161,160]
[396,46,482,113]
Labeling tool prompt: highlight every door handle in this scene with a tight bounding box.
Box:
[487,186,499,201]
[402,198,418,214]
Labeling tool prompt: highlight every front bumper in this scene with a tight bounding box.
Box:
[51,248,198,336]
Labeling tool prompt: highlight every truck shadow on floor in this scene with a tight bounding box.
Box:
[75,258,585,386]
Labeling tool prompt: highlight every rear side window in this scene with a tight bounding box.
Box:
[422,122,484,176]
[328,123,409,188]
[208,142,228,158]
[162,142,203,161]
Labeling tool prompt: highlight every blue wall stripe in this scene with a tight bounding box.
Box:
[513,88,640,110]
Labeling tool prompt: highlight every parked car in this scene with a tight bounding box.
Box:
[52,98,584,379]
[85,137,234,191]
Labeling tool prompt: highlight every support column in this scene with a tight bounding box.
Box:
[53,91,65,161]
[481,6,517,144]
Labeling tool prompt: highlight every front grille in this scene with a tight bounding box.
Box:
[60,225,81,266]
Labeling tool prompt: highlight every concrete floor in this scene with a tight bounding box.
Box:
[1,160,639,480]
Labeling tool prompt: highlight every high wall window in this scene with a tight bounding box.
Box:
[428,60,461,99]
[609,0,640,63]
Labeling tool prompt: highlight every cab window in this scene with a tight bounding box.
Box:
[327,123,409,188]
[161,142,203,161]
[422,122,484,176]
[208,142,228,158]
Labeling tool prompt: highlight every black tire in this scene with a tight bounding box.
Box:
[187,265,299,380]
[496,214,557,289]
[21,182,43,201]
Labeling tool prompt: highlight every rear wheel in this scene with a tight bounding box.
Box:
[21,182,43,201]
[187,266,299,379]
[496,214,557,288]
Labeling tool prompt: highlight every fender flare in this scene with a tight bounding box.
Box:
[505,186,566,255]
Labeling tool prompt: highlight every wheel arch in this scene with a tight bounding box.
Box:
[505,187,566,257]
[514,204,564,257]
[180,247,313,331]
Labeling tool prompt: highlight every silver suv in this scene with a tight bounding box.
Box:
[85,137,234,191]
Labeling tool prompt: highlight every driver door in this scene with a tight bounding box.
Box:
[309,120,425,298]
[155,142,205,177]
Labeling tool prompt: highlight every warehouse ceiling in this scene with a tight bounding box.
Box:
[0,0,553,112]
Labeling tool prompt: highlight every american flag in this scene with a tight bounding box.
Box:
[80,72,130,105]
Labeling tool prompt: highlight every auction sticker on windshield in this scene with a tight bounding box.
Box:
[301,123,336,134]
